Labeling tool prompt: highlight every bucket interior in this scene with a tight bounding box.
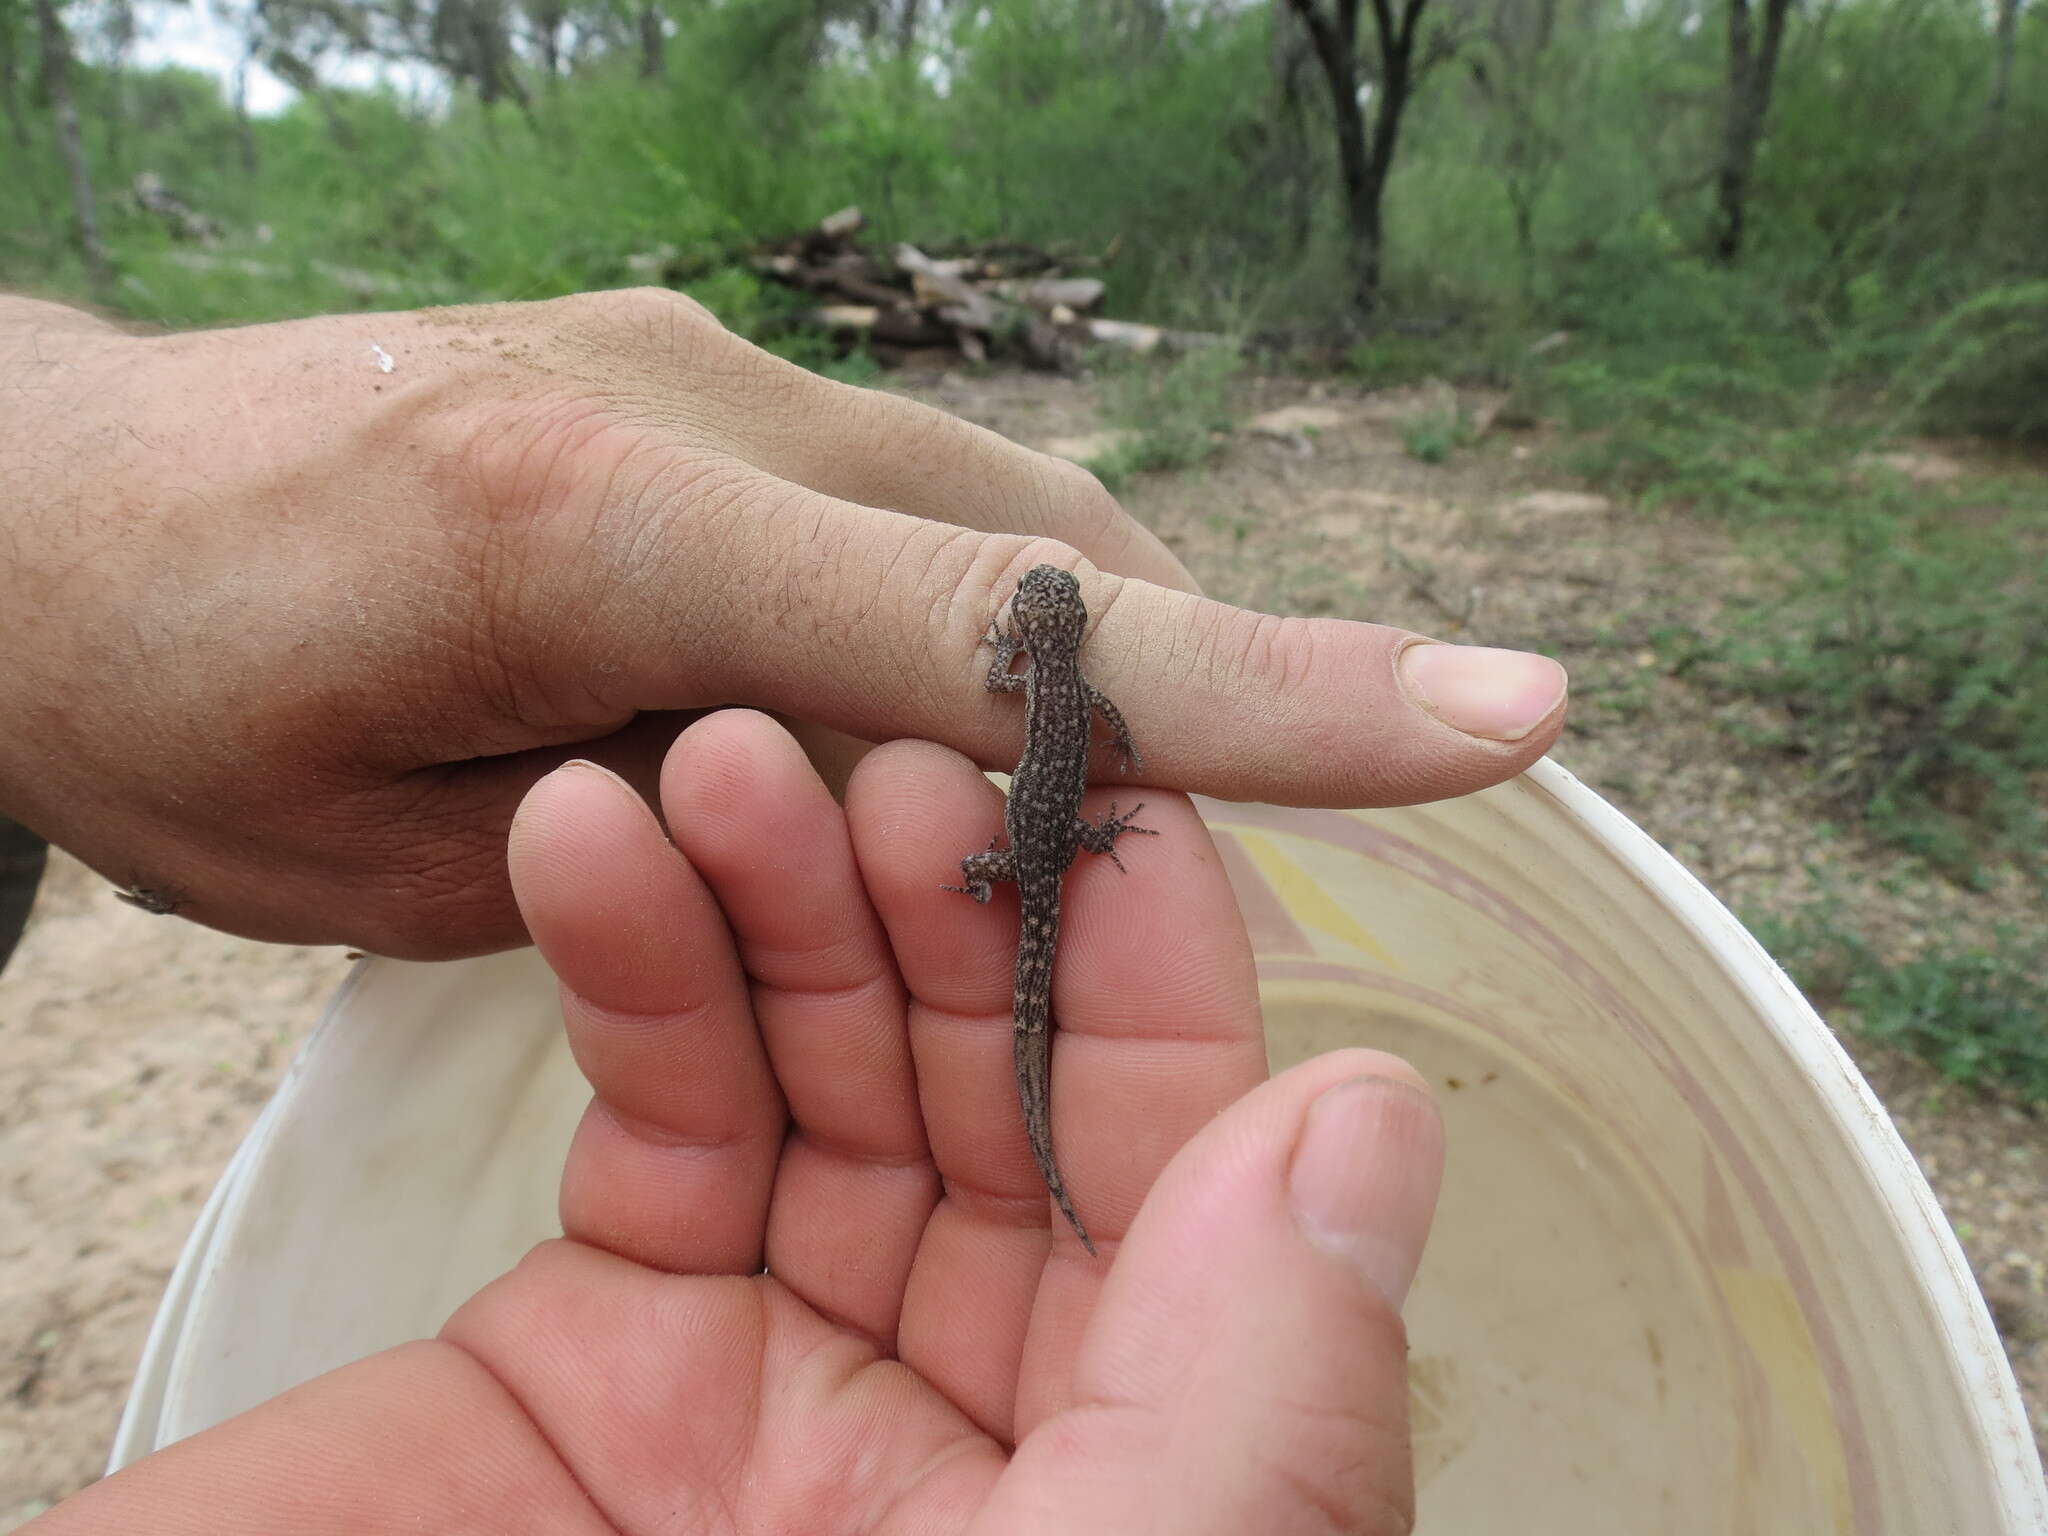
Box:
[117,763,2045,1532]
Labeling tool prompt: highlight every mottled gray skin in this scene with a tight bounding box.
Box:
[948,565,1153,1255]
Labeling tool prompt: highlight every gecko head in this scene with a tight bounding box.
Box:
[1010,564,1085,650]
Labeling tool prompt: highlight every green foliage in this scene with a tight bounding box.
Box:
[1897,282,2048,441]
[1520,262,2048,874]
[1713,480,2047,876]
[1345,327,1507,385]
[1754,890,2048,1102]
[1399,399,1477,464]
[1545,361,1826,516]
[678,266,781,336]
[5,0,2043,411]
[1346,334,1445,389]
[1086,344,1242,490]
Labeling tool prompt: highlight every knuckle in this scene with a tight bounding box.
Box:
[1033,452,1127,543]
[331,803,523,959]
[614,284,720,328]
[558,285,736,359]
[1224,608,1323,697]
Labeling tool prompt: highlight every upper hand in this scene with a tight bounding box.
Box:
[0,289,1565,954]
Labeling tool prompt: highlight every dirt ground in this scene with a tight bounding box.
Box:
[0,856,349,1525]
[2,367,2042,1525]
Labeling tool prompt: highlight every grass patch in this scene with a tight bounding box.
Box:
[1754,888,2048,1103]
[1523,278,2048,878]
[1085,344,1241,490]
[1707,479,2047,879]
[1399,399,1479,464]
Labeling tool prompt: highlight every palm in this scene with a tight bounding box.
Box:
[446,1254,999,1531]
[451,710,1268,1529]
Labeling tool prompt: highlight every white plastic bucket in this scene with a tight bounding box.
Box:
[112,760,2047,1531]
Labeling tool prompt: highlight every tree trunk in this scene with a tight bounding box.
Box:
[1712,0,1793,264]
[1361,2,1428,299]
[1268,19,1319,263]
[1281,0,1434,317]
[1,3,35,155]
[1988,0,2020,123]
[1961,0,2023,238]
[231,49,260,176]
[1283,0,1370,311]
[637,0,664,79]
[1469,0,1560,295]
[535,8,562,82]
[32,0,110,292]
[1508,177,1537,283]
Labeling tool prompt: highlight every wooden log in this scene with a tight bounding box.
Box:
[1017,311,1081,372]
[870,344,961,370]
[802,301,951,348]
[870,304,957,347]
[896,243,1003,333]
[818,205,864,239]
[1083,317,1233,354]
[821,268,914,309]
[811,304,878,332]
[891,242,977,282]
[990,277,1105,313]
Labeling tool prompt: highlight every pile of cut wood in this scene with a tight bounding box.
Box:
[747,206,1221,371]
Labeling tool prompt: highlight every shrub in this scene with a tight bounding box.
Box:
[1399,400,1476,464]
[1755,890,2048,1102]
[1086,344,1241,487]
[1707,473,2046,876]
[1896,281,2048,443]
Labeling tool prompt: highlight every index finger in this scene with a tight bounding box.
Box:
[563,492,1563,810]
[506,295,1567,811]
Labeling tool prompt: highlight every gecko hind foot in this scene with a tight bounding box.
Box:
[946,837,1015,901]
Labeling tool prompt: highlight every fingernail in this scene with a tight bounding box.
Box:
[1399,643,1567,742]
[1289,1075,1445,1311]
[556,758,634,796]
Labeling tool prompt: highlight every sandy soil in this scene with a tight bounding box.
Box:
[0,858,349,1526]
[2,367,2041,1526]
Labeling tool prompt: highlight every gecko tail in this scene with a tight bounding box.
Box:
[1014,1021,1097,1257]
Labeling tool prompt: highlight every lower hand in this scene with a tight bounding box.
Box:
[31,711,1444,1534]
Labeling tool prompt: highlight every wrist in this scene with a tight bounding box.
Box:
[0,296,136,447]
[0,299,140,830]
[0,293,127,364]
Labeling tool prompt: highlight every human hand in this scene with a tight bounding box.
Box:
[31,711,1444,1535]
[0,289,1564,956]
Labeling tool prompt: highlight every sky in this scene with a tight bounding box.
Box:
[129,0,438,115]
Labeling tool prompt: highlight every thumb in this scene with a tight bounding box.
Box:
[987,1051,1444,1536]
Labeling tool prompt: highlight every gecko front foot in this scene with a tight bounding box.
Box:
[1078,801,1158,871]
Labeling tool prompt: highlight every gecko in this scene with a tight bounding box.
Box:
[947,564,1155,1256]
